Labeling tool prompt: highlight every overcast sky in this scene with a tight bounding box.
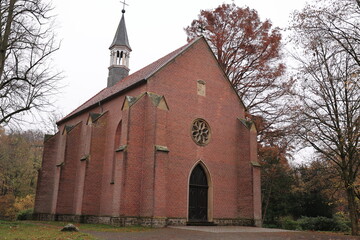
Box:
[50,0,308,116]
[35,0,312,164]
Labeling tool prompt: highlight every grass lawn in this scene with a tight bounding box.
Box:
[0,220,150,240]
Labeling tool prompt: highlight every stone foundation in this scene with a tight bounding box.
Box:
[33,214,256,228]
[32,214,170,227]
[33,213,56,221]
[166,218,187,226]
[56,214,82,223]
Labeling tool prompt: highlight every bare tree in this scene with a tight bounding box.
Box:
[0,0,61,127]
[41,110,63,134]
[290,0,360,70]
[290,1,360,234]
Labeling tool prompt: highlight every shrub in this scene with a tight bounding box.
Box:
[0,194,16,220]
[332,213,351,232]
[278,216,300,230]
[16,208,33,220]
[14,195,34,212]
[298,216,350,232]
[0,194,35,221]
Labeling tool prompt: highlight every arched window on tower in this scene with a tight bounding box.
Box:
[115,50,120,65]
[111,49,128,67]
[120,51,124,65]
[114,50,125,65]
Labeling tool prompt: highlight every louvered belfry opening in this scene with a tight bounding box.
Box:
[189,164,208,222]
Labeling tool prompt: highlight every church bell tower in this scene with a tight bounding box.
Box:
[107,8,131,87]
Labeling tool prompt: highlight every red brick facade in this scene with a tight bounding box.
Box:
[34,38,262,227]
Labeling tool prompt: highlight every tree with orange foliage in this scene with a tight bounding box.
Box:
[0,127,43,197]
[259,144,293,224]
[185,3,291,121]
[251,115,293,224]
[0,127,43,219]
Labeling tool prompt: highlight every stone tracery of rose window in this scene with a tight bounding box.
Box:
[191,118,210,146]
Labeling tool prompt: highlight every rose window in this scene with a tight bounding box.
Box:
[191,118,211,146]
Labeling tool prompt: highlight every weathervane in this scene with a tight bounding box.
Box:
[120,0,129,13]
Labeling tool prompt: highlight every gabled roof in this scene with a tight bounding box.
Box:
[58,37,201,125]
[109,12,131,50]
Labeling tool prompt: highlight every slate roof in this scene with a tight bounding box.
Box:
[109,12,131,50]
[58,37,202,125]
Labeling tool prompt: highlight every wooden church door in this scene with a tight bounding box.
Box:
[188,164,208,222]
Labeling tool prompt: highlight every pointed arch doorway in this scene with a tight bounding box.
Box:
[188,163,212,223]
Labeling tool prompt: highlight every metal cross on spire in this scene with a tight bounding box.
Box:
[198,25,206,34]
[120,0,129,13]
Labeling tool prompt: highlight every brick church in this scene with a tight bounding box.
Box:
[34,8,262,227]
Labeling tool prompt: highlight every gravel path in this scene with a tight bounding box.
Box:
[84,226,360,240]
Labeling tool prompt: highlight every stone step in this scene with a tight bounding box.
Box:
[186,221,217,226]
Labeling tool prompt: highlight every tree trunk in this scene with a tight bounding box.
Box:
[0,0,16,79]
[261,179,273,224]
[346,187,359,235]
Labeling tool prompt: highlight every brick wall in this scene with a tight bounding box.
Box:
[34,38,261,225]
[34,133,59,213]
[146,39,251,220]
[79,113,107,215]
[56,123,82,214]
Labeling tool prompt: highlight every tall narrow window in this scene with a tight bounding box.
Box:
[115,120,122,147]
[111,120,122,183]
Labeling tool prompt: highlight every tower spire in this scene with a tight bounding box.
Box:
[107,2,131,87]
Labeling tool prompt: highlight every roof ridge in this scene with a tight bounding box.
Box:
[142,37,201,80]
[115,36,202,84]
[58,37,203,125]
